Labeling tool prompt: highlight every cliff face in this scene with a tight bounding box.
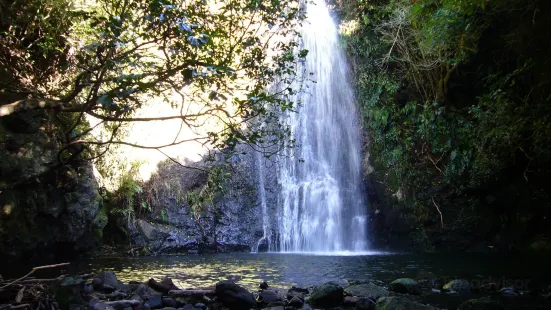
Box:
[0,111,106,262]
[104,149,280,255]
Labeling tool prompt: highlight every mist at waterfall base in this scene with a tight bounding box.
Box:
[255,0,369,253]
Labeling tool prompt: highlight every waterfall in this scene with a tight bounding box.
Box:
[253,151,271,253]
[276,0,368,252]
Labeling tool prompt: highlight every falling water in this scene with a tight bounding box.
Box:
[277,0,368,252]
[253,151,271,253]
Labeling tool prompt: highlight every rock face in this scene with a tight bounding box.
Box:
[214,280,256,310]
[107,149,278,255]
[308,282,344,309]
[375,297,436,310]
[388,278,422,295]
[0,111,106,262]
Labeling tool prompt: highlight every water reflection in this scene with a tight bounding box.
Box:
[72,252,551,292]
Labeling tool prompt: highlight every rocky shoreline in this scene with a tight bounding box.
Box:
[2,268,551,310]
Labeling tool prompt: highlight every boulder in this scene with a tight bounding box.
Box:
[289,296,304,307]
[388,278,422,295]
[258,290,283,306]
[458,297,505,310]
[374,297,435,310]
[260,281,269,290]
[145,295,163,309]
[345,283,389,298]
[95,271,119,288]
[308,282,344,309]
[443,279,471,295]
[356,297,376,310]
[214,280,256,310]
[162,297,177,307]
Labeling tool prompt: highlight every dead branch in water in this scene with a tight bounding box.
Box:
[0,263,69,291]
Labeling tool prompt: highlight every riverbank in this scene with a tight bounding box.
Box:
[1,266,550,309]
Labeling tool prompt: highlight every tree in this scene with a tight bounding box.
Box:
[0,0,308,189]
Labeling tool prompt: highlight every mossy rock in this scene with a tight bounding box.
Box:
[345,282,389,298]
[375,297,435,310]
[388,278,422,295]
[458,297,505,310]
[308,282,344,308]
[443,279,471,295]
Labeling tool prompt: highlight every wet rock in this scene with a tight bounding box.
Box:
[146,295,164,309]
[308,282,344,309]
[262,307,284,310]
[356,297,376,310]
[55,276,85,309]
[92,278,104,291]
[388,278,422,295]
[102,284,117,293]
[163,297,177,307]
[136,284,161,301]
[194,303,206,309]
[215,280,256,309]
[374,297,435,310]
[343,296,358,306]
[93,302,116,310]
[259,290,283,306]
[289,296,304,307]
[499,287,519,297]
[345,283,389,298]
[443,279,471,295]
[458,297,505,310]
[260,281,269,290]
[96,271,119,288]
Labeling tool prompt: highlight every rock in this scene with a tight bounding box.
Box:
[92,278,104,291]
[214,280,256,310]
[374,297,435,310]
[289,296,304,307]
[388,278,422,295]
[287,286,307,300]
[55,276,85,309]
[146,295,164,309]
[344,296,358,306]
[262,307,284,310]
[260,281,269,290]
[96,272,119,288]
[266,301,284,307]
[356,297,376,310]
[181,305,198,310]
[308,282,344,308]
[163,297,177,307]
[259,290,283,306]
[136,284,161,301]
[498,287,519,297]
[345,283,389,298]
[102,284,117,293]
[458,297,505,310]
[93,302,116,310]
[194,303,206,309]
[443,279,471,295]
[149,277,180,293]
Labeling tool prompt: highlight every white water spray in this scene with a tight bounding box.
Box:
[277,0,368,252]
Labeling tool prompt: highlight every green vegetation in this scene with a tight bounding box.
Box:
[339,0,551,249]
[1,0,307,190]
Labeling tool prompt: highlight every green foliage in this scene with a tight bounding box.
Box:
[111,161,143,219]
[341,0,551,237]
[186,164,229,220]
